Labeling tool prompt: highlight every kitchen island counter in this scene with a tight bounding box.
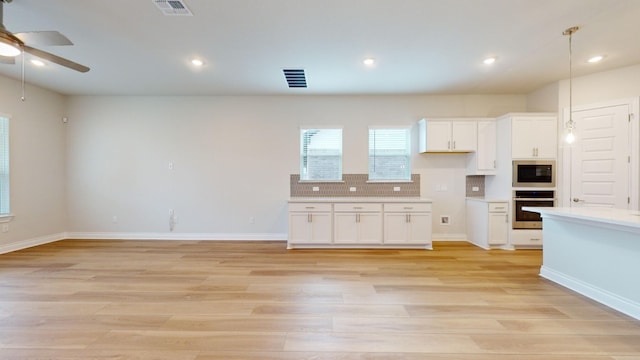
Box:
[525,206,640,320]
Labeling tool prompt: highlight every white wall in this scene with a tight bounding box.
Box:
[0,76,68,253]
[65,94,527,240]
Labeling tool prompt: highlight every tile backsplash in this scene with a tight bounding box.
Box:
[465,175,485,197]
[291,174,420,197]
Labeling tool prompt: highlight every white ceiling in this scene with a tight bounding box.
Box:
[1,0,640,96]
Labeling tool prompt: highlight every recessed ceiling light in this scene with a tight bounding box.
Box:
[363,58,375,66]
[191,58,204,67]
[587,55,604,63]
[30,59,45,67]
[483,57,497,65]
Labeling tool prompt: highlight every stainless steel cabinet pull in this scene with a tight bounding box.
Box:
[448,140,451,150]
[453,141,456,149]
[403,207,413,210]
[307,214,312,222]
[305,206,315,209]
[353,206,363,210]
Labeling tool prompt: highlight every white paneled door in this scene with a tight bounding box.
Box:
[570,104,630,209]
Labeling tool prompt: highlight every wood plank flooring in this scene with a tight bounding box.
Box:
[1,240,640,359]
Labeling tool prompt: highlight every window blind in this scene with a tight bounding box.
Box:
[0,116,9,215]
[369,128,411,181]
[300,128,342,181]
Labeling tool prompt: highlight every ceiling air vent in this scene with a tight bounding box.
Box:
[283,69,307,88]
[153,0,193,16]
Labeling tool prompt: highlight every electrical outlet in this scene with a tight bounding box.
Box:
[393,186,401,192]
[349,187,357,192]
[440,215,450,225]
[312,186,320,192]
[472,186,480,192]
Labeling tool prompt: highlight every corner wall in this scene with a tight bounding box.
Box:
[0,76,69,253]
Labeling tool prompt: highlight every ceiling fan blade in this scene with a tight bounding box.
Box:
[14,31,73,46]
[23,44,89,73]
[0,55,15,64]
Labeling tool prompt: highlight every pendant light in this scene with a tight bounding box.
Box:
[563,26,579,144]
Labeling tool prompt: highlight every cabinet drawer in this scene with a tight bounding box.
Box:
[488,203,508,213]
[384,203,432,212]
[288,203,332,212]
[334,203,382,212]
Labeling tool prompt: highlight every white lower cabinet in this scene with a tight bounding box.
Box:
[288,203,332,245]
[510,229,543,246]
[466,199,509,249]
[334,203,383,244]
[383,203,432,248]
[288,200,432,249]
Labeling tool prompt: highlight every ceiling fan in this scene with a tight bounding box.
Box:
[0,0,89,73]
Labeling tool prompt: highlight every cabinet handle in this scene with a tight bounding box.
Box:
[494,206,504,210]
[403,207,413,210]
[505,214,508,223]
[530,238,541,241]
[407,214,411,223]
[353,206,363,210]
[453,141,456,150]
[493,160,496,169]
[305,206,315,209]
[357,213,361,223]
[308,213,312,223]
[448,140,451,150]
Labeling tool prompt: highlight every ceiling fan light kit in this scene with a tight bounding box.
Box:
[0,31,20,57]
[0,0,89,72]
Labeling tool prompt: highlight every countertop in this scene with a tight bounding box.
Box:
[289,197,432,203]
[523,206,640,230]
[465,197,509,203]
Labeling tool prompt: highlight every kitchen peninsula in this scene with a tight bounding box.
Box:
[525,206,640,320]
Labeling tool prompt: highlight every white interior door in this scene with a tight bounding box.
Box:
[570,104,630,209]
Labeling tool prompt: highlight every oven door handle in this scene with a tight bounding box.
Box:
[513,198,555,201]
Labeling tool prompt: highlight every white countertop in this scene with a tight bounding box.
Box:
[289,197,432,203]
[466,197,509,203]
[523,206,640,230]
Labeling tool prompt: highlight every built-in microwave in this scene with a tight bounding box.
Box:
[512,160,555,188]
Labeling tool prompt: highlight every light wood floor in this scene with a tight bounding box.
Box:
[1,240,640,359]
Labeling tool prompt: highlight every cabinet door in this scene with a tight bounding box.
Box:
[512,117,557,158]
[358,213,383,244]
[289,213,312,243]
[407,213,432,244]
[289,212,332,244]
[511,118,538,158]
[488,212,508,245]
[534,117,557,158]
[476,120,496,171]
[334,213,359,243]
[425,121,452,151]
[451,121,477,152]
[384,213,409,243]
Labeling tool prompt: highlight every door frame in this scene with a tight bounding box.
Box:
[560,97,640,209]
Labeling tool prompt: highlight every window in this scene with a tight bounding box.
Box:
[0,115,9,215]
[369,127,411,181]
[300,128,342,181]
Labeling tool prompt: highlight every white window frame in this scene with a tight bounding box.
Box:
[0,113,11,222]
[368,126,412,182]
[300,127,343,182]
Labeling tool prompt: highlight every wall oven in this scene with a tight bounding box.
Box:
[512,190,555,229]
[512,160,555,187]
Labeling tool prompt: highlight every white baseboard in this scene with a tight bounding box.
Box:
[0,232,66,255]
[65,232,288,241]
[540,265,640,321]
[432,233,467,241]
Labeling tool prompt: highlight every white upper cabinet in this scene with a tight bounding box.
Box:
[419,119,477,153]
[511,116,557,159]
[466,119,496,175]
